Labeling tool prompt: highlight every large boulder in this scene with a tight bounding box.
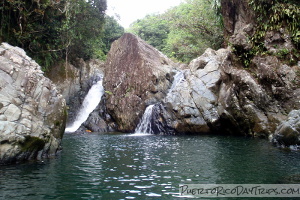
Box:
[0,43,67,164]
[153,46,299,137]
[271,110,300,147]
[104,33,176,132]
[162,48,230,134]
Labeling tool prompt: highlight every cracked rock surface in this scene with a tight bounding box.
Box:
[0,43,67,164]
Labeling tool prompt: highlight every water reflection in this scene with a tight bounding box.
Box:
[0,133,300,199]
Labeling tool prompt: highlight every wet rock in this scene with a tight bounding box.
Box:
[271,110,300,146]
[0,43,67,164]
[163,48,230,134]
[46,57,108,131]
[104,33,175,132]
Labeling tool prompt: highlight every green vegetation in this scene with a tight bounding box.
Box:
[1,0,298,69]
[237,0,300,67]
[101,15,125,59]
[249,0,300,47]
[129,14,170,53]
[20,136,45,152]
[0,0,123,70]
[128,0,223,63]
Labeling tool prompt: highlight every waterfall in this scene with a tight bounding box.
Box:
[133,71,184,135]
[65,79,104,133]
[169,71,184,92]
[134,105,155,134]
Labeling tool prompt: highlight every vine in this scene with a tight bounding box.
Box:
[248,0,300,65]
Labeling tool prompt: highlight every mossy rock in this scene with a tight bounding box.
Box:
[20,136,45,152]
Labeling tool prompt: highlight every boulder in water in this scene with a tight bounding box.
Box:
[162,48,230,134]
[271,110,300,146]
[104,33,176,132]
[0,43,67,164]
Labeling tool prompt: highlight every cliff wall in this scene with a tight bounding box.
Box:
[0,43,67,164]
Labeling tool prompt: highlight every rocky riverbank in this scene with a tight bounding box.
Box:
[0,43,67,164]
[98,32,299,142]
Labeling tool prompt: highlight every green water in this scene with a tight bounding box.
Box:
[1,133,300,199]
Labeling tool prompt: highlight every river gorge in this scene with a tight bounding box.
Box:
[0,0,300,199]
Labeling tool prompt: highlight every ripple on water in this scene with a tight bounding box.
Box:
[1,134,300,199]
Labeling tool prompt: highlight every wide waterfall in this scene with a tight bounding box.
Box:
[65,79,104,133]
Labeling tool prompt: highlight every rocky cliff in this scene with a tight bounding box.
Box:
[100,1,300,146]
[46,58,110,132]
[219,0,300,144]
[0,43,67,164]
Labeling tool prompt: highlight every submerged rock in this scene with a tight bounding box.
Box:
[104,33,175,132]
[0,43,67,164]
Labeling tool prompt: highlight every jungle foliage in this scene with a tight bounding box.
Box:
[0,0,123,70]
[128,0,224,63]
[239,0,300,67]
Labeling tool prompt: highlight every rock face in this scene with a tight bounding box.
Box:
[0,43,67,164]
[46,58,109,132]
[161,48,229,134]
[46,58,104,113]
[104,33,175,132]
[100,31,299,138]
[271,110,300,147]
[217,0,300,140]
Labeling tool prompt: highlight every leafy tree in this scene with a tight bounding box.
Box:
[0,0,108,70]
[128,0,223,63]
[101,15,125,56]
[0,0,66,68]
[163,0,223,62]
[62,0,107,62]
[128,14,170,52]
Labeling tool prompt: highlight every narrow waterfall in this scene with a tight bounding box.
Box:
[65,79,104,133]
[133,71,184,135]
[134,105,155,134]
[169,71,184,92]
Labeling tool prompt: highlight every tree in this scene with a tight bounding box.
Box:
[59,0,107,62]
[163,0,223,62]
[128,0,223,63]
[128,14,170,52]
[101,16,125,56]
[0,0,108,70]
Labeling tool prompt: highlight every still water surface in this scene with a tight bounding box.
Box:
[1,133,300,199]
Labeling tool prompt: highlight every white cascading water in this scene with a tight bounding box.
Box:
[169,71,184,92]
[65,80,104,133]
[133,71,184,135]
[134,104,155,135]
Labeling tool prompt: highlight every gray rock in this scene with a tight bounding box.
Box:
[271,110,300,146]
[0,43,67,164]
[162,48,230,133]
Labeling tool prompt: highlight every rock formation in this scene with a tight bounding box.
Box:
[104,33,176,132]
[46,58,110,132]
[161,48,230,134]
[0,43,67,164]
[101,28,299,139]
[61,0,299,148]
[271,110,300,147]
